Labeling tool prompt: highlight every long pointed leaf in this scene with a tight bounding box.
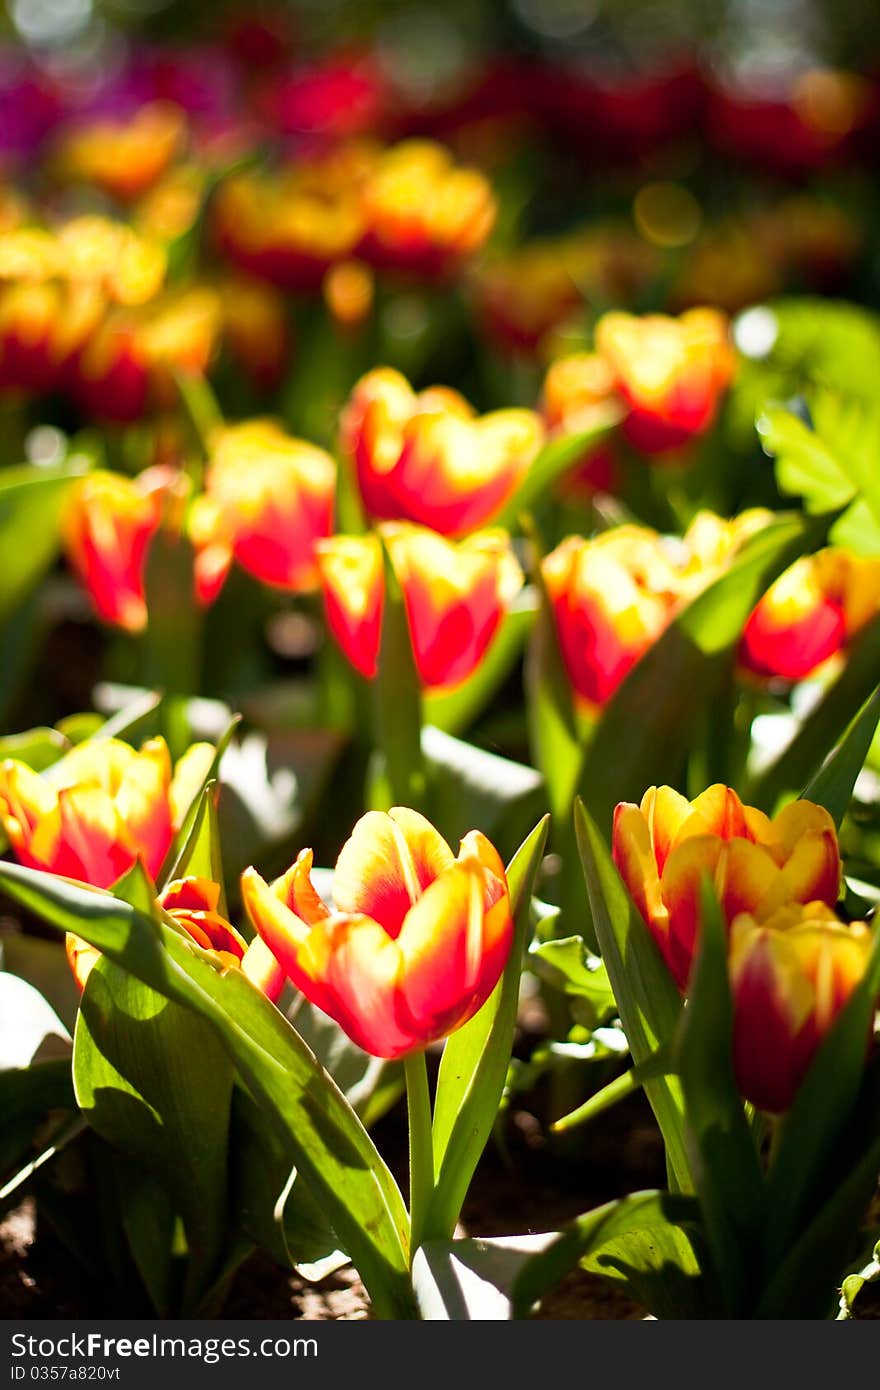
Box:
[0,862,415,1319]
[427,816,549,1239]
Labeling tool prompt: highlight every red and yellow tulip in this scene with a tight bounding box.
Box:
[188,420,336,602]
[729,902,873,1112]
[316,523,522,688]
[69,284,220,424]
[541,527,685,707]
[212,147,369,290]
[357,140,496,279]
[613,784,841,991]
[0,736,212,890]
[67,874,284,1001]
[51,101,187,203]
[340,367,543,535]
[63,466,188,633]
[595,307,735,454]
[241,807,513,1058]
[739,549,880,683]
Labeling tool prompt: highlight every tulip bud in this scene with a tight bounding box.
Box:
[541,527,685,707]
[316,523,522,689]
[340,366,543,535]
[595,307,735,454]
[51,101,186,203]
[241,807,513,1058]
[729,902,873,1112]
[739,549,880,683]
[357,139,497,279]
[62,468,178,633]
[188,419,336,601]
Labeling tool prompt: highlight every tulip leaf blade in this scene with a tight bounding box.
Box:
[676,880,765,1317]
[761,926,880,1275]
[757,1058,880,1319]
[0,462,85,629]
[159,715,240,888]
[428,815,549,1241]
[577,511,818,830]
[0,862,416,1319]
[495,413,621,531]
[800,683,880,827]
[748,615,880,814]
[73,955,235,1314]
[525,562,583,822]
[573,798,690,1192]
[371,541,425,811]
[509,1189,704,1319]
[164,783,227,914]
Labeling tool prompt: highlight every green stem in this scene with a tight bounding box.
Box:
[404,1050,434,1263]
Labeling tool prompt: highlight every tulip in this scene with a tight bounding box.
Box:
[67,874,285,1000]
[595,307,735,454]
[316,523,522,688]
[69,285,220,423]
[62,466,188,633]
[51,101,186,203]
[211,148,369,291]
[0,736,213,890]
[241,807,513,1058]
[188,420,336,602]
[739,549,880,683]
[340,367,543,535]
[541,527,685,707]
[613,784,841,991]
[357,140,496,279]
[729,902,873,1112]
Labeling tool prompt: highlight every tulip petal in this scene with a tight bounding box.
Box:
[333,808,455,937]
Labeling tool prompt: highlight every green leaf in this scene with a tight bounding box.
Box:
[74,956,235,1311]
[427,816,549,1240]
[761,929,880,1274]
[510,1190,702,1318]
[525,569,582,821]
[573,799,690,1191]
[675,881,765,1317]
[577,513,819,828]
[0,862,415,1319]
[762,393,880,527]
[801,685,880,827]
[748,616,880,813]
[229,1084,338,1270]
[0,1058,76,1183]
[580,1217,714,1319]
[412,1232,558,1320]
[495,414,621,530]
[758,1060,880,1319]
[528,937,615,1020]
[371,541,425,810]
[0,727,70,771]
[159,716,239,885]
[759,401,857,514]
[424,593,535,737]
[165,784,227,913]
[0,463,85,627]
